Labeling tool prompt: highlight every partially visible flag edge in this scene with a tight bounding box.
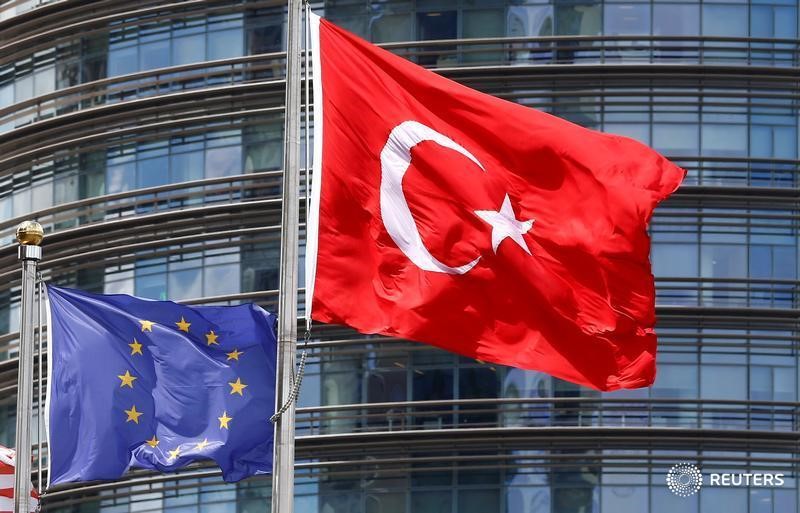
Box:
[305,11,324,323]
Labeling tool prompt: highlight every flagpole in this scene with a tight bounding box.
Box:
[272,0,302,511]
[14,221,43,513]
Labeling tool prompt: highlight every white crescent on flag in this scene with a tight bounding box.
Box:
[379,120,484,274]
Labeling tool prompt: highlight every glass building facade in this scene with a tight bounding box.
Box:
[0,0,797,512]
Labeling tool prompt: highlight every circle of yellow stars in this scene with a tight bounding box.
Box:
[122,317,249,463]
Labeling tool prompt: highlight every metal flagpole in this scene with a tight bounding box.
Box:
[272,0,302,511]
[14,220,44,513]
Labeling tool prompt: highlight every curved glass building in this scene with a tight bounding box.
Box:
[0,1,797,512]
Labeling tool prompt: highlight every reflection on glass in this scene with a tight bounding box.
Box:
[139,40,170,71]
[751,5,798,38]
[653,5,699,36]
[135,270,168,300]
[701,244,747,278]
[653,124,699,155]
[208,29,244,60]
[137,156,170,189]
[507,6,553,37]
[106,162,136,194]
[172,34,206,65]
[702,5,747,36]
[372,13,413,43]
[168,268,202,301]
[203,263,241,297]
[603,5,650,36]
[413,368,453,428]
[205,146,243,178]
[701,124,747,157]
[462,9,504,63]
[108,45,138,76]
[0,83,12,108]
[555,4,601,36]
[457,489,500,513]
[651,364,697,400]
[171,151,205,183]
[416,11,457,66]
[411,491,451,513]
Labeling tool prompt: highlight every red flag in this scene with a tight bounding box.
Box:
[305,15,685,391]
[0,446,39,513]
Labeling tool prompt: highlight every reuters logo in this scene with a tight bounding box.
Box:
[667,463,703,497]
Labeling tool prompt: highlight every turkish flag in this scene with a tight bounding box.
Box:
[306,15,685,391]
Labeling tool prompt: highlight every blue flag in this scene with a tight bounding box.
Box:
[46,285,277,485]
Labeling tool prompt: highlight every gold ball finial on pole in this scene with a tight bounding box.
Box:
[15,220,44,246]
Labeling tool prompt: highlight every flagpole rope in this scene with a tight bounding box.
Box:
[270,330,309,423]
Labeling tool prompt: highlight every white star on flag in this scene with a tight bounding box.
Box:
[474,194,534,255]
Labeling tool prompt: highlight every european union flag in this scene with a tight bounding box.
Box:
[46,285,277,485]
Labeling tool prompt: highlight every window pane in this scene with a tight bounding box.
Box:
[247,24,283,54]
[54,174,79,205]
[411,491,452,513]
[653,124,699,155]
[652,364,697,399]
[416,11,457,66]
[417,11,457,40]
[171,151,205,183]
[774,367,795,402]
[653,5,699,35]
[203,264,241,297]
[749,245,772,279]
[168,268,202,301]
[457,489,499,513]
[773,126,797,159]
[34,65,55,97]
[555,4,601,36]
[205,147,242,178]
[652,487,698,513]
[172,34,206,65]
[701,365,746,400]
[700,488,747,513]
[208,29,243,60]
[604,5,650,35]
[137,156,170,189]
[463,9,505,63]
[108,45,139,76]
[463,9,504,38]
[106,162,136,194]
[773,7,797,38]
[372,14,413,43]
[14,74,33,102]
[31,181,52,211]
[652,243,698,278]
[0,83,12,108]
[139,39,170,70]
[507,6,553,37]
[603,123,650,145]
[701,244,747,278]
[135,271,167,300]
[701,124,747,157]
[601,487,647,513]
[773,246,796,279]
[702,6,747,36]
[750,125,772,158]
